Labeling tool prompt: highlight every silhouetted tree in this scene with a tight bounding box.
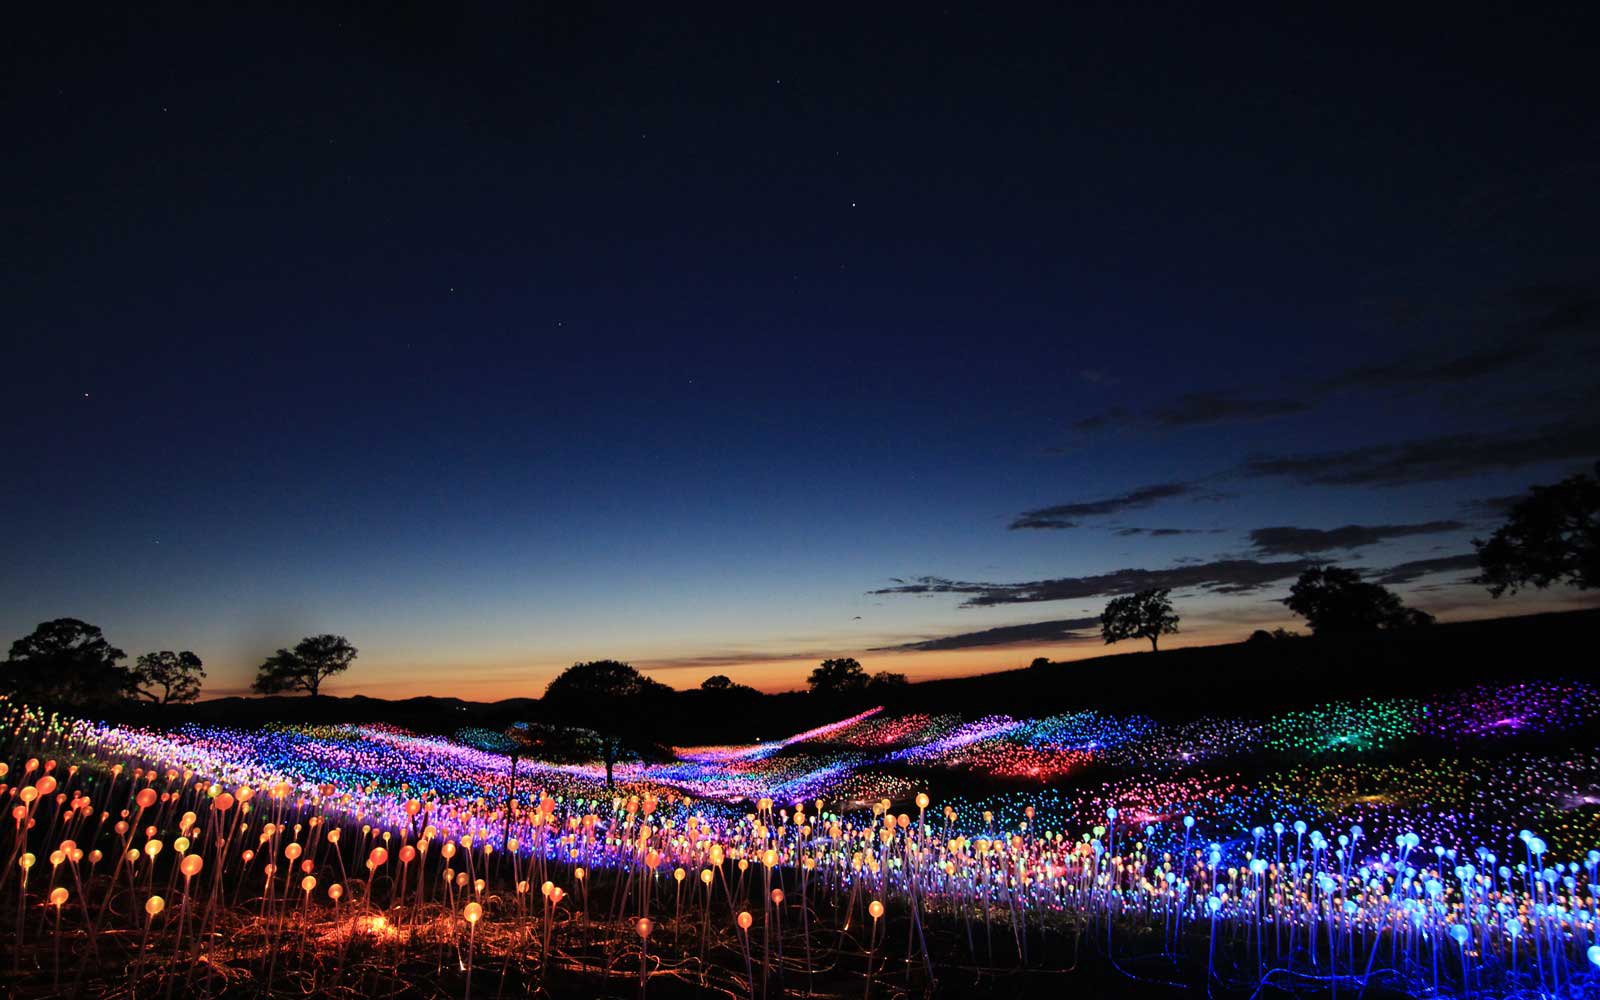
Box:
[542,660,671,790]
[132,650,205,704]
[251,634,357,697]
[1475,464,1599,597]
[1247,628,1301,644]
[1029,656,1053,670]
[867,670,909,698]
[807,657,869,696]
[1282,566,1434,633]
[1100,588,1180,651]
[700,674,760,697]
[3,618,131,709]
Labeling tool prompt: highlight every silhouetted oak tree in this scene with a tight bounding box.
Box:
[867,670,909,696]
[3,618,131,708]
[1101,588,1180,651]
[542,660,671,790]
[132,650,205,704]
[807,657,869,695]
[252,634,357,697]
[1282,566,1433,633]
[1475,464,1599,597]
[700,674,761,698]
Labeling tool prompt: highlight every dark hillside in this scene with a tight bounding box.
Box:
[107,608,1598,739]
[900,607,1599,721]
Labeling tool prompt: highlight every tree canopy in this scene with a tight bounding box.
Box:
[1475,464,1599,597]
[251,634,357,697]
[3,618,131,709]
[542,660,671,788]
[866,670,909,697]
[699,673,760,697]
[1101,588,1180,651]
[1282,566,1434,633]
[132,650,205,704]
[806,657,869,696]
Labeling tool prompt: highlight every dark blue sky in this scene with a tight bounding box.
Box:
[4,6,1597,697]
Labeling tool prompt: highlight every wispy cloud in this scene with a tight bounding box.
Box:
[1009,482,1194,530]
[1068,392,1309,433]
[873,558,1315,607]
[1511,282,1600,338]
[636,650,828,671]
[1239,420,1600,487]
[1459,493,1525,519]
[1373,553,1482,586]
[1247,520,1465,556]
[1317,342,1542,392]
[1064,283,1599,434]
[869,617,1102,652]
[1150,392,1311,427]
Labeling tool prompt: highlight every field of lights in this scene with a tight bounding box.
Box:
[4,680,1600,998]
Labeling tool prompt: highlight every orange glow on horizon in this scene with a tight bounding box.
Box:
[193,592,1598,702]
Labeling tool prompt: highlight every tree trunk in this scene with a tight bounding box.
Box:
[503,752,518,847]
[604,741,616,791]
[1150,635,1159,652]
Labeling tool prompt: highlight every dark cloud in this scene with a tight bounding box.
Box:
[1373,553,1482,586]
[1326,284,1599,392]
[1151,392,1312,427]
[1239,420,1600,487]
[872,558,1315,607]
[1319,342,1542,392]
[1009,482,1193,530]
[1460,493,1526,519]
[1070,407,1129,432]
[1064,284,1599,436]
[1512,283,1600,338]
[1068,394,1308,434]
[637,650,829,671]
[870,617,1102,653]
[1247,520,1465,556]
[1114,526,1210,537]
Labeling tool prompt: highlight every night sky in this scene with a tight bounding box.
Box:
[5,6,1597,699]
